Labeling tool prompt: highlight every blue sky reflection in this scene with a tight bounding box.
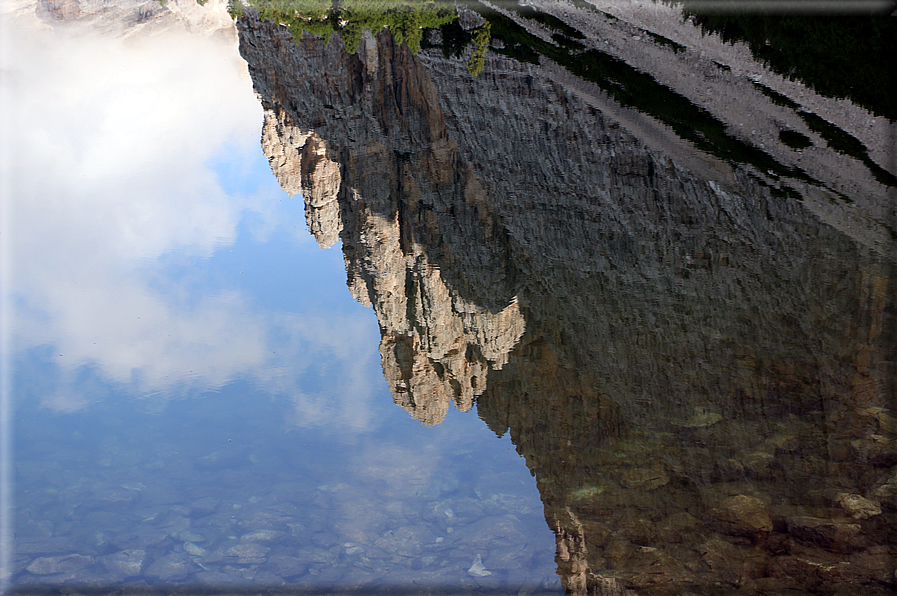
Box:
[3,16,385,429]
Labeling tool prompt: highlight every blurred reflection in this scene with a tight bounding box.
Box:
[239,1,896,593]
[2,0,387,427]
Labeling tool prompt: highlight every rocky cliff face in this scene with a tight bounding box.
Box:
[246,24,525,425]
[237,11,895,593]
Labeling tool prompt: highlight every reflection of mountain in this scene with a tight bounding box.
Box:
[252,23,525,425]
[9,0,238,39]
[238,7,896,594]
[669,0,897,122]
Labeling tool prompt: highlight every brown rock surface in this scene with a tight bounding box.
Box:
[785,516,871,554]
[835,492,882,520]
[711,495,773,541]
[243,21,525,425]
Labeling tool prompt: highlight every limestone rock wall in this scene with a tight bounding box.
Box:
[241,19,525,425]
[261,116,342,248]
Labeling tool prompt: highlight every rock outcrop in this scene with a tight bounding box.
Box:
[244,24,525,425]
[261,121,343,248]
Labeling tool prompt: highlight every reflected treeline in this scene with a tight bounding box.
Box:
[456,0,895,202]
[229,0,457,52]
[236,2,896,593]
[662,0,897,122]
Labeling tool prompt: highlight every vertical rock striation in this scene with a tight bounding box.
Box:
[242,20,525,425]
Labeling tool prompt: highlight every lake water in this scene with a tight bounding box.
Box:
[3,1,895,595]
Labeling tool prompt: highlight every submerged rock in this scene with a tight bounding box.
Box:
[682,407,723,428]
[224,542,270,559]
[144,553,192,581]
[785,515,870,553]
[619,466,670,491]
[871,469,897,508]
[711,495,772,540]
[100,549,145,577]
[768,554,843,590]
[468,553,492,577]
[183,541,207,556]
[373,526,436,557]
[266,554,309,579]
[240,529,284,542]
[26,554,91,575]
[698,537,768,586]
[191,496,220,516]
[449,515,529,550]
[835,492,882,520]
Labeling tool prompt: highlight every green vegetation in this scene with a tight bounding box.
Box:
[234,0,457,54]
[227,0,244,19]
[234,0,504,76]
[466,21,491,76]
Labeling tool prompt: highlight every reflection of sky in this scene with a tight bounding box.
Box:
[2,13,387,427]
[0,15,559,591]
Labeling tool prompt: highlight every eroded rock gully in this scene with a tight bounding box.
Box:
[238,13,895,594]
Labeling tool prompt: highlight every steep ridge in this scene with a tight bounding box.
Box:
[237,11,895,594]
[243,20,525,425]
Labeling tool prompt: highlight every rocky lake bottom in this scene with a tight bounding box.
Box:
[13,386,895,594]
[10,388,562,594]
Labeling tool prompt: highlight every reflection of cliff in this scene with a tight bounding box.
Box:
[239,11,895,594]
[247,21,524,425]
[431,34,895,594]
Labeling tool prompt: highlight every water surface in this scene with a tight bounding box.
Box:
[4,1,895,594]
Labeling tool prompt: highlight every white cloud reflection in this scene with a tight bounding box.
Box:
[2,10,384,426]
